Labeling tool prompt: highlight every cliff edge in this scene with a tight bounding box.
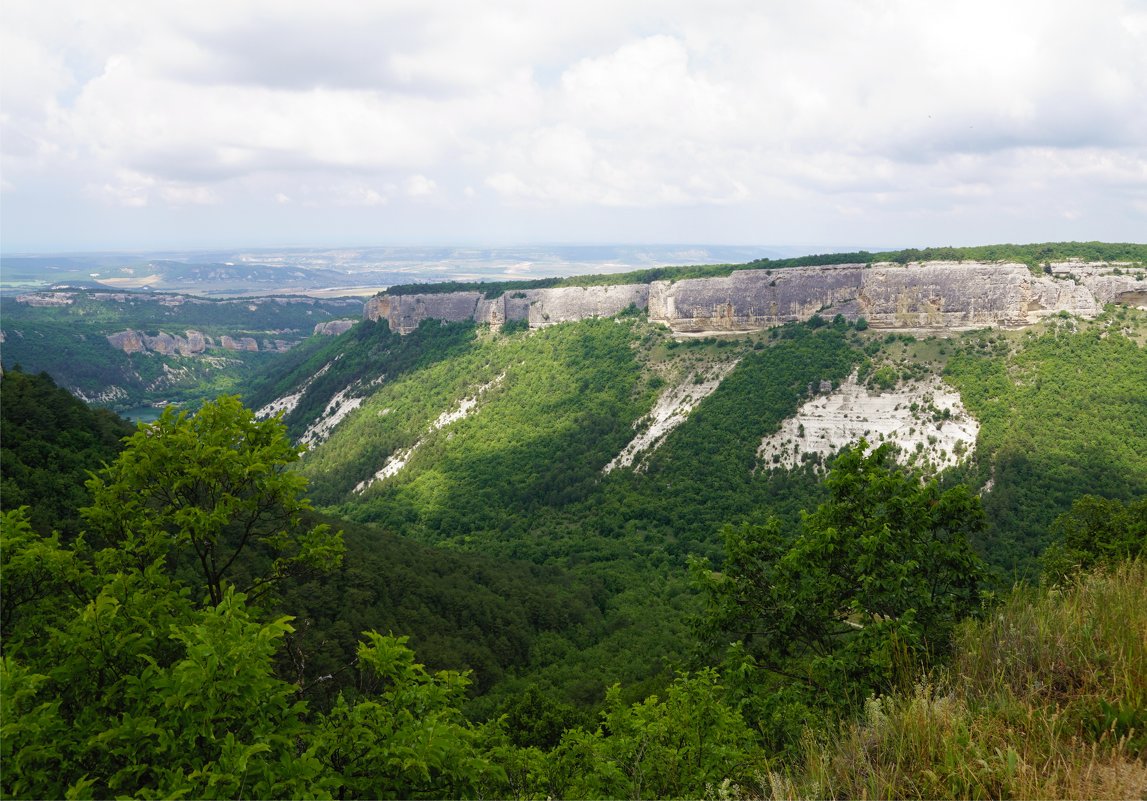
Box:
[364,261,1147,334]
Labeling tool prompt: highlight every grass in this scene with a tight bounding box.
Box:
[759,559,1147,799]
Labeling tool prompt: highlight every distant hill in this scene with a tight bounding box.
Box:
[0,290,362,411]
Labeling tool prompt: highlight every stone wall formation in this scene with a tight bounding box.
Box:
[106,329,291,355]
[364,261,1147,335]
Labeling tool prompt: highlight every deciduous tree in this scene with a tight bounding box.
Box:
[83,396,343,606]
[695,442,985,701]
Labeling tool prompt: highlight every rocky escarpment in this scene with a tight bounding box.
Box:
[106,329,208,356]
[364,261,1147,334]
[105,329,292,355]
[650,261,1140,332]
[365,284,649,334]
[313,319,357,336]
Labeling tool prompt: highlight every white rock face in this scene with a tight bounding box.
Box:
[757,373,978,473]
[300,385,363,448]
[255,362,333,419]
[605,359,740,472]
[366,260,1147,335]
[354,374,505,493]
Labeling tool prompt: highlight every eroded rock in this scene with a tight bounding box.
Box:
[364,261,1146,335]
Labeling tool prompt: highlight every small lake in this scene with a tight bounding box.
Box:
[121,406,168,424]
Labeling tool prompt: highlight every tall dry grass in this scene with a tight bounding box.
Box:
[761,559,1147,800]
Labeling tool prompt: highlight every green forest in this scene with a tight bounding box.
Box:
[2,244,1146,799]
[0,292,361,411]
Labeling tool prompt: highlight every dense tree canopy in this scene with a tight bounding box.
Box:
[0,366,132,535]
[1039,495,1147,584]
[83,396,344,606]
[695,442,985,702]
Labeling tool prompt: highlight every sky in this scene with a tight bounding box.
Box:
[2,0,1146,253]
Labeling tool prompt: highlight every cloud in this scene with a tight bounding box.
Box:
[1,0,1145,249]
[404,174,437,197]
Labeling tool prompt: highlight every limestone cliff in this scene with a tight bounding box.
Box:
[364,284,648,334]
[313,319,357,336]
[219,335,259,352]
[106,329,209,356]
[364,261,1146,334]
[105,329,277,355]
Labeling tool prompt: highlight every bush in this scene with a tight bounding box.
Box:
[782,559,1147,800]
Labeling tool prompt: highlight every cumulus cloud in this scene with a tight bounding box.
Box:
[404,174,437,197]
[1,0,1144,249]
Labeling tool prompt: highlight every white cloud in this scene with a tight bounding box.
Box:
[1,0,1145,249]
[329,184,388,207]
[404,174,437,197]
[159,185,219,205]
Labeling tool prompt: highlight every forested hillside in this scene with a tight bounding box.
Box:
[0,367,132,535]
[3,404,1142,797]
[237,300,1147,712]
[0,371,607,712]
[2,245,1145,799]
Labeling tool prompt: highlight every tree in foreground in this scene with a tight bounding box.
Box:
[695,442,986,711]
[1,396,505,799]
[83,396,344,606]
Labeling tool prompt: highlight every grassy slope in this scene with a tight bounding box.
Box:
[777,559,1147,800]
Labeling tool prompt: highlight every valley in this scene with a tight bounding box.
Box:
[0,290,362,411]
[3,242,1145,799]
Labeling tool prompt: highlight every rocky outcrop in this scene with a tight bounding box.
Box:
[106,329,208,356]
[313,320,357,336]
[105,329,305,355]
[220,335,259,352]
[364,291,482,335]
[106,328,280,355]
[364,261,1147,335]
[16,293,75,306]
[649,262,1142,332]
[648,264,865,331]
[364,284,649,334]
[107,330,147,353]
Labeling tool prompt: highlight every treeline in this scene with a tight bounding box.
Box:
[381,251,880,296]
[380,241,1147,297]
[878,240,1147,267]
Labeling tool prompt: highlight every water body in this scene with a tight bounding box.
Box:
[121,406,166,424]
